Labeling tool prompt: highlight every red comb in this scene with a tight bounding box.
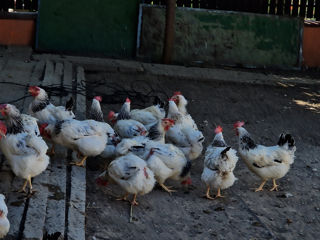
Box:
[215,126,223,134]
[234,121,245,129]
[0,104,7,109]
[163,118,175,123]
[168,98,175,102]
[94,96,102,102]
[125,98,131,103]
[0,121,7,134]
[173,91,182,96]
[39,123,48,136]
[108,111,115,120]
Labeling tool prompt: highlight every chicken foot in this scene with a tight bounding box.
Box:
[269,179,279,191]
[71,155,87,167]
[215,188,224,198]
[255,180,267,192]
[131,194,139,206]
[116,192,129,201]
[159,183,176,194]
[204,186,215,200]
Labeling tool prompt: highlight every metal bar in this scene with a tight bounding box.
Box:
[292,0,299,16]
[269,0,276,14]
[307,0,315,18]
[300,0,307,18]
[162,0,176,64]
[284,0,291,15]
[315,0,320,20]
[277,0,284,15]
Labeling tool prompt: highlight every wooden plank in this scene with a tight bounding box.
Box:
[307,0,315,18]
[67,65,86,240]
[300,0,307,18]
[22,171,49,240]
[292,0,299,16]
[284,0,291,15]
[315,0,320,20]
[269,0,276,14]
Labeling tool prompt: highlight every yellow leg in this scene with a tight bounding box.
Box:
[215,188,224,198]
[28,176,33,192]
[116,192,129,201]
[18,179,28,193]
[255,180,267,192]
[205,186,215,200]
[159,183,176,194]
[71,155,87,167]
[269,179,279,191]
[131,194,139,206]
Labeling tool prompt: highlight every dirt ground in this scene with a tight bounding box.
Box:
[84,68,320,240]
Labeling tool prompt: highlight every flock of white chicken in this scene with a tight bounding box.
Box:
[0,86,296,238]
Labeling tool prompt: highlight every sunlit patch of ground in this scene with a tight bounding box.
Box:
[294,99,320,113]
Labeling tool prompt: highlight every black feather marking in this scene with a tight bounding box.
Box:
[213,139,226,147]
[31,98,50,113]
[180,160,192,178]
[253,163,263,168]
[117,104,131,120]
[65,97,74,111]
[6,116,24,134]
[221,146,231,156]
[147,122,162,141]
[241,135,256,150]
[278,133,295,148]
[54,120,65,135]
[274,159,282,163]
[90,109,104,122]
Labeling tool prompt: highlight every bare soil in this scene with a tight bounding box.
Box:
[85,69,320,240]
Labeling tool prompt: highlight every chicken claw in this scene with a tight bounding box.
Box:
[255,180,267,192]
[269,179,279,191]
[71,156,87,167]
[159,183,176,194]
[116,193,129,201]
[215,188,224,198]
[204,186,215,200]
[131,194,139,206]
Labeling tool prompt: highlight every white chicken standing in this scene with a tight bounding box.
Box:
[40,119,111,167]
[166,99,204,160]
[0,104,39,136]
[108,98,148,138]
[28,86,75,155]
[107,153,155,205]
[0,194,10,239]
[89,96,120,159]
[28,86,75,124]
[234,121,296,192]
[201,126,238,199]
[0,112,49,193]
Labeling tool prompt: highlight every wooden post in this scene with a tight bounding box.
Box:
[162,0,176,64]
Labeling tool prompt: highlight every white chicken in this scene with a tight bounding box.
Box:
[0,194,10,239]
[201,126,238,199]
[0,104,39,136]
[107,153,156,205]
[89,96,120,159]
[146,145,192,193]
[28,86,75,124]
[108,98,148,138]
[234,121,296,192]
[130,104,166,130]
[40,119,111,167]
[171,91,188,116]
[166,99,204,160]
[0,118,49,193]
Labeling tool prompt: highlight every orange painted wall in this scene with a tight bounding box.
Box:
[0,19,35,46]
[303,24,320,67]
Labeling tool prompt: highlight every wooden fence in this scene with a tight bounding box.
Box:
[0,0,38,12]
[144,0,320,20]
